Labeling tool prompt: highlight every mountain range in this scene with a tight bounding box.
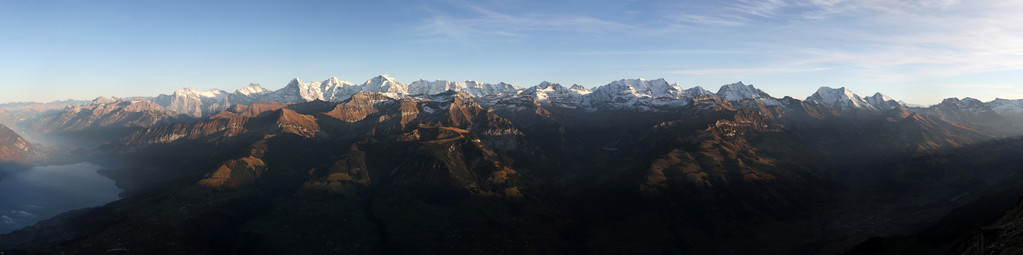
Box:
[128,75,1022,119]
[1,75,1023,254]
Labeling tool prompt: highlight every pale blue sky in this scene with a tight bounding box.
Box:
[1,0,1021,105]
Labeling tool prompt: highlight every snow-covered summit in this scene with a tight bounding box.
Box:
[286,78,325,102]
[236,83,270,95]
[685,86,712,98]
[407,79,521,97]
[805,87,874,111]
[91,96,119,105]
[521,81,591,109]
[569,84,592,95]
[152,88,230,118]
[935,97,995,115]
[318,76,358,101]
[588,78,689,109]
[361,75,407,96]
[715,82,780,106]
[987,98,1023,118]
[864,92,904,111]
[175,88,227,99]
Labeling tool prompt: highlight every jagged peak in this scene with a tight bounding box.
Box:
[685,86,712,96]
[810,86,859,100]
[91,96,118,105]
[286,78,303,88]
[869,92,892,100]
[569,84,592,95]
[814,86,854,95]
[366,74,398,83]
[808,86,859,100]
[362,75,403,87]
[962,97,983,103]
[863,92,905,110]
[599,78,680,96]
[236,83,270,95]
[608,78,671,87]
[174,87,226,98]
[940,97,985,105]
[715,82,780,106]
[322,76,354,87]
[716,81,762,94]
[536,81,564,90]
[939,97,962,105]
[722,81,747,87]
[992,98,1023,102]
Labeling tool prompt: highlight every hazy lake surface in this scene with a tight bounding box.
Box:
[0,162,122,234]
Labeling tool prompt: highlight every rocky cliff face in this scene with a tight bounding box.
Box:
[0,124,33,166]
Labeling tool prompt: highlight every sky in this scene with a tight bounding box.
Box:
[1,0,1021,105]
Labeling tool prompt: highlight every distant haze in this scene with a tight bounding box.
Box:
[0,162,121,234]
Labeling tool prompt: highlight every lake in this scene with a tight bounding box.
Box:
[0,162,122,234]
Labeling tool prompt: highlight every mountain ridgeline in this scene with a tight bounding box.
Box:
[3,75,1023,254]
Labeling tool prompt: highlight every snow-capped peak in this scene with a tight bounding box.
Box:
[715,82,780,106]
[987,98,1023,117]
[685,86,712,98]
[523,81,590,108]
[406,79,520,97]
[867,92,893,102]
[864,92,903,110]
[175,87,226,99]
[939,97,986,108]
[236,83,270,95]
[317,76,357,101]
[323,76,351,86]
[569,84,592,95]
[536,81,561,90]
[587,78,689,110]
[806,86,874,110]
[273,77,325,102]
[935,97,996,116]
[91,96,118,105]
[362,74,407,95]
[407,79,455,96]
[599,78,683,99]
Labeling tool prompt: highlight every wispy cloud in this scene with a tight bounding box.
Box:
[945,84,1014,89]
[558,49,751,56]
[673,14,750,26]
[790,0,1023,79]
[414,0,1023,86]
[414,1,634,43]
[673,67,830,76]
[730,0,787,18]
[656,0,1023,81]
